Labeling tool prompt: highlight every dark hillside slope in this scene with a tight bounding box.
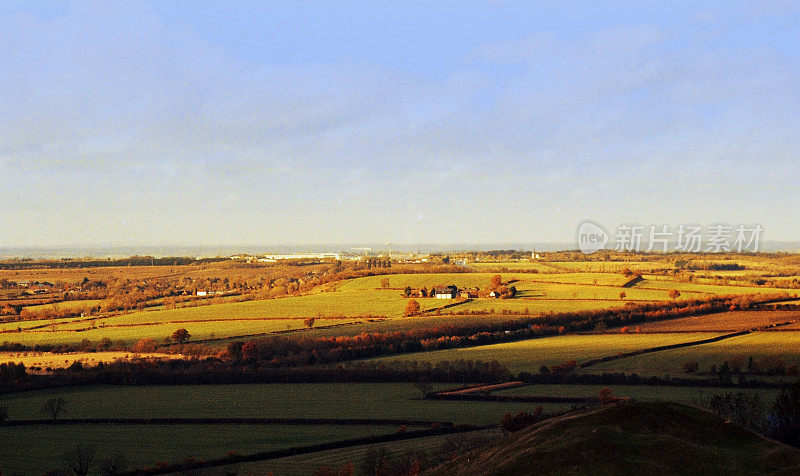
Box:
[429,402,800,475]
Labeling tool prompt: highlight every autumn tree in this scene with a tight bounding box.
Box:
[380,277,390,289]
[42,397,67,420]
[490,274,502,288]
[668,289,681,300]
[132,338,158,353]
[304,317,317,329]
[171,328,190,344]
[619,292,626,300]
[404,299,421,316]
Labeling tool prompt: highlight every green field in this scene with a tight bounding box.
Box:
[335,273,519,291]
[453,298,631,314]
[0,383,563,472]
[0,315,87,332]
[491,383,780,404]
[548,261,671,272]
[0,423,398,475]
[637,276,785,295]
[301,314,528,338]
[0,383,563,425]
[98,290,437,323]
[518,272,633,286]
[468,261,561,272]
[590,331,800,375]
[0,317,366,346]
[367,333,722,375]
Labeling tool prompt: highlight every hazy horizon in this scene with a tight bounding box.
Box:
[3,240,800,260]
[2,1,799,247]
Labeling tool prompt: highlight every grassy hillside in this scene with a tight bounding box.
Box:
[369,333,722,375]
[430,401,800,475]
[591,331,800,376]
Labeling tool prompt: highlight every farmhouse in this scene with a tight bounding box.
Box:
[434,285,458,299]
[459,289,477,299]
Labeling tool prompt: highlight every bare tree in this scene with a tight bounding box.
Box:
[63,444,98,476]
[42,397,67,420]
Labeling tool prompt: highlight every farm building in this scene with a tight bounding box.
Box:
[434,285,458,299]
[459,290,477,299]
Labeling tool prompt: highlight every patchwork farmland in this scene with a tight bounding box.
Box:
[2,252,800,473]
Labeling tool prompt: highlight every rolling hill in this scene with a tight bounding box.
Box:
[429,401,800,475]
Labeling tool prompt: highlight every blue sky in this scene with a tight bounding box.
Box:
[1,1,799,246]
